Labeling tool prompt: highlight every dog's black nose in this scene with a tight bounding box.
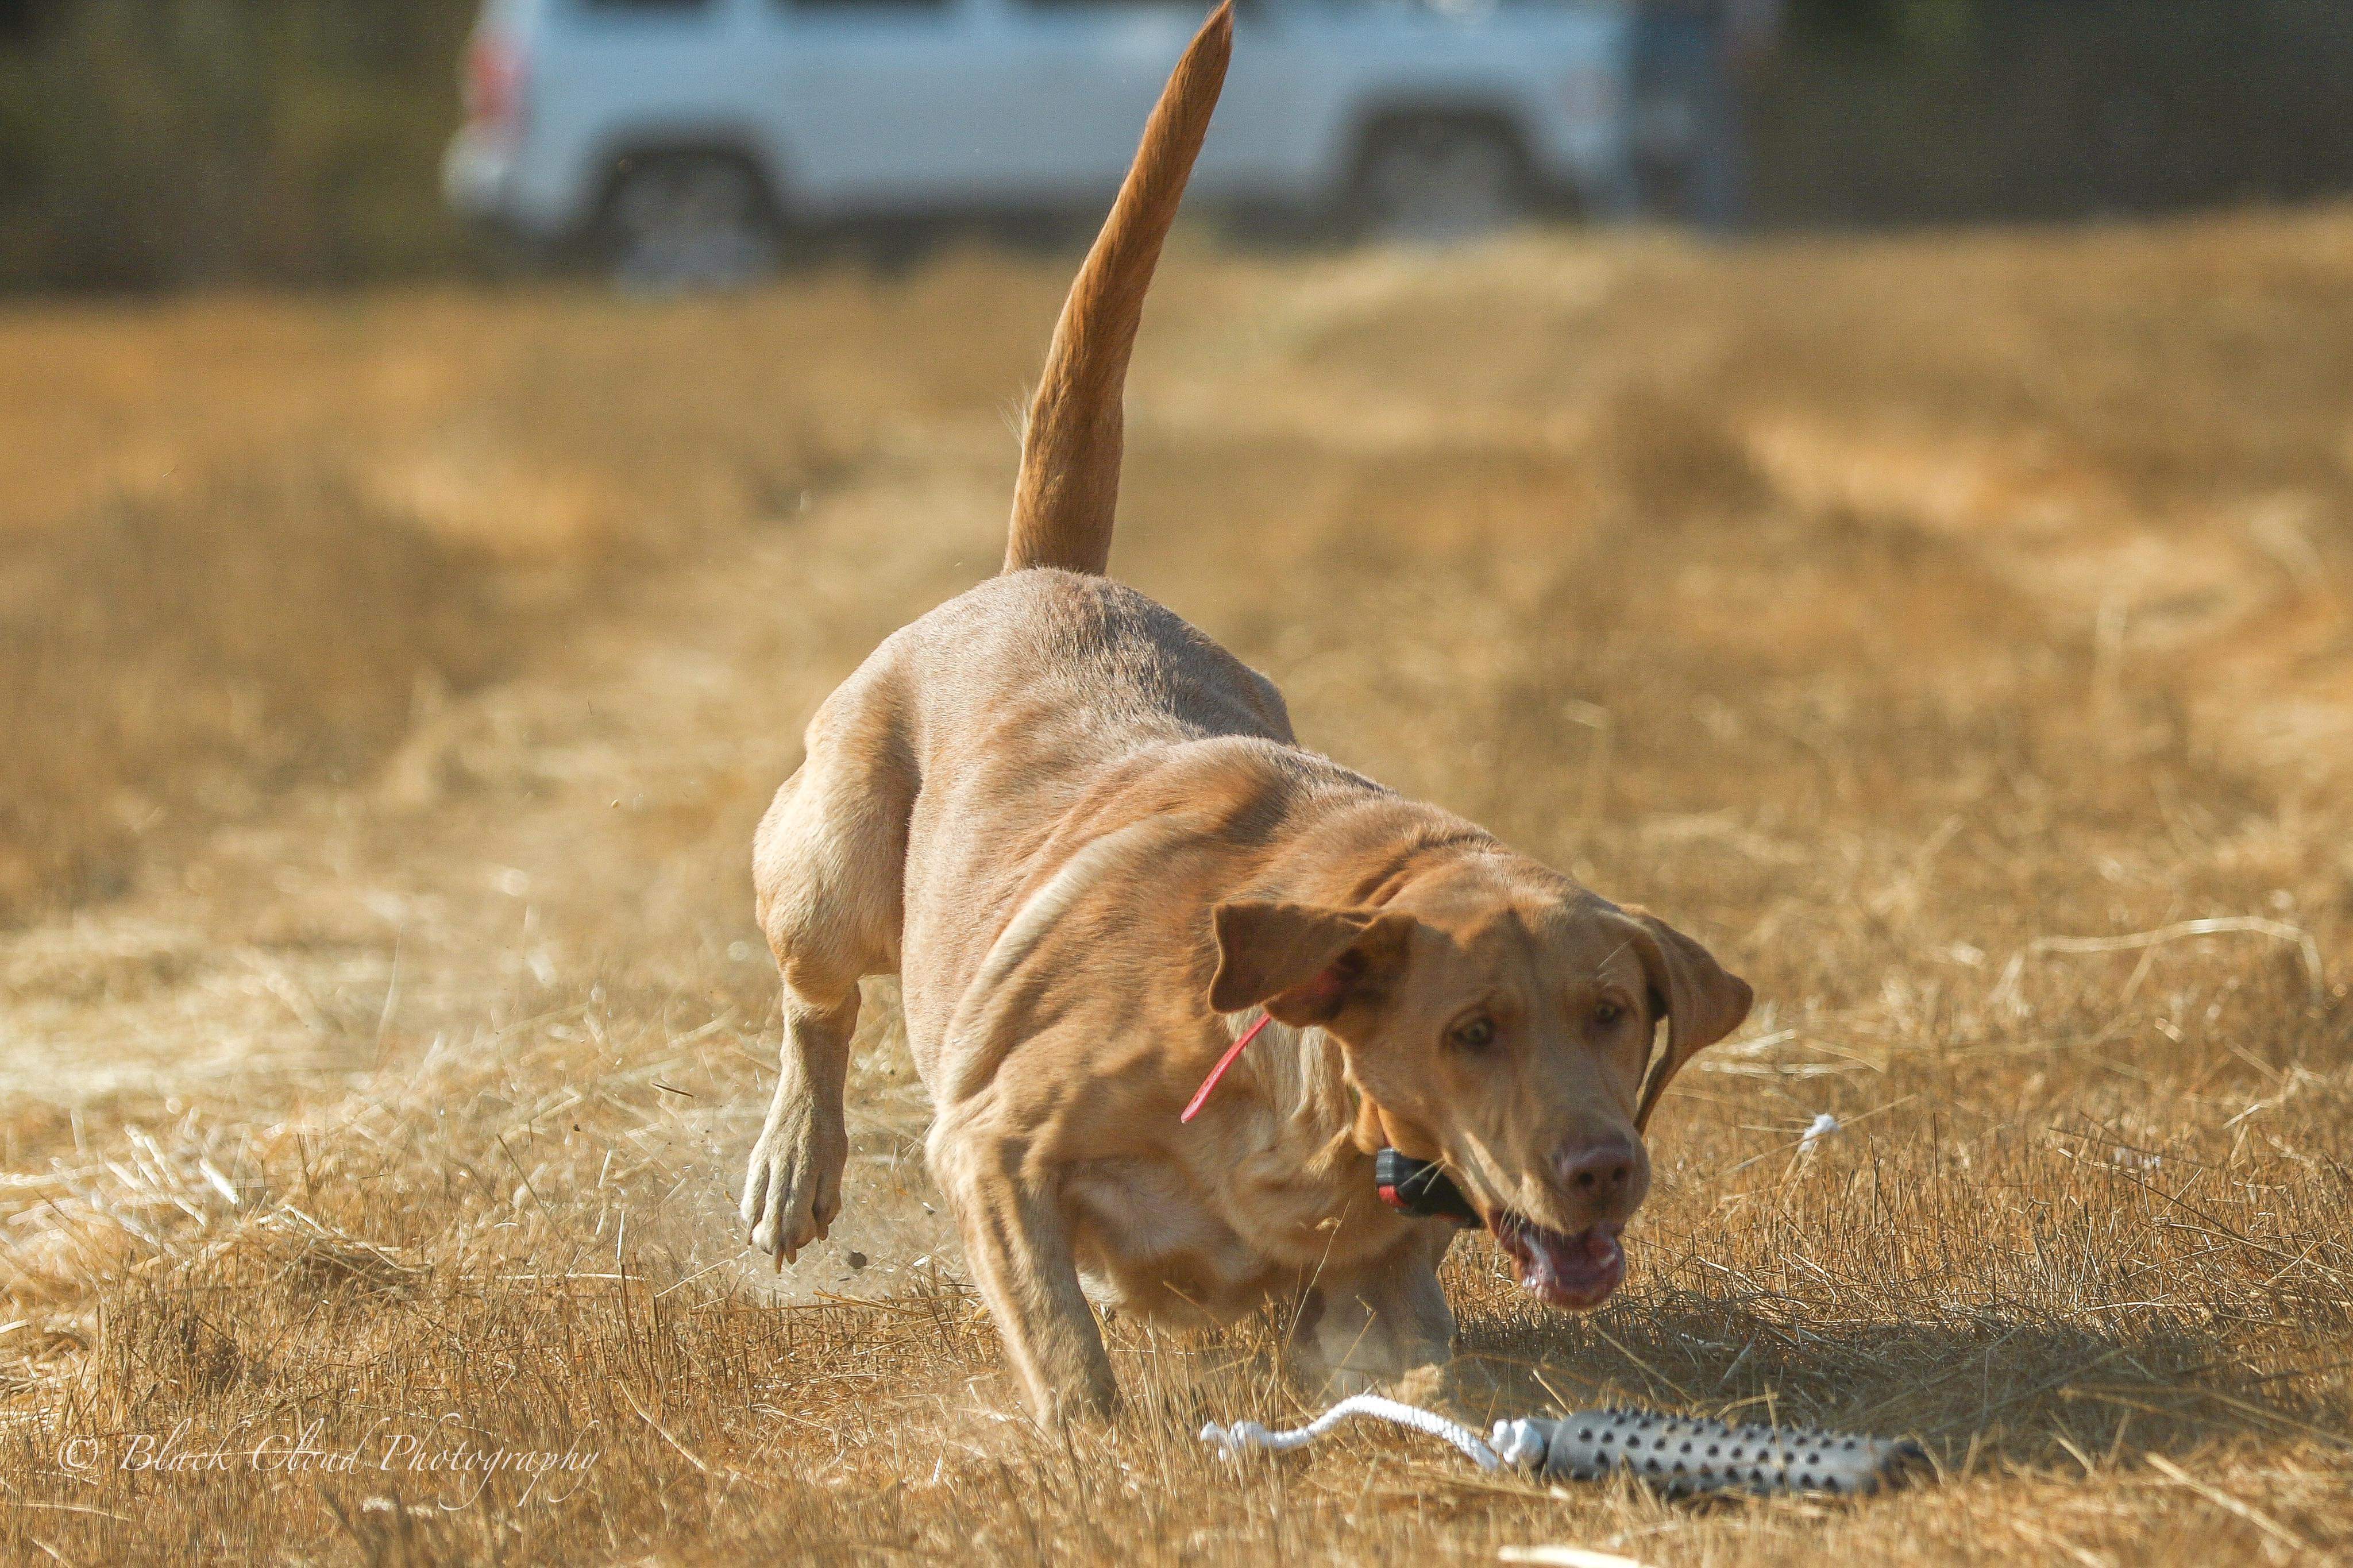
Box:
[1555,1140,1638,1198]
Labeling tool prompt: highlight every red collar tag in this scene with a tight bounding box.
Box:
[1180,1013,1273,1123]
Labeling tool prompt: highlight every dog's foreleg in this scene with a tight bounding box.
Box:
[930,1104,1117,1424]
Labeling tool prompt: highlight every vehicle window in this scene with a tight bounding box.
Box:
[577,0,715,11]
[780,0,950,11]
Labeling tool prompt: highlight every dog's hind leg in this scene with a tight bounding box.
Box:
[742,665,911,1268]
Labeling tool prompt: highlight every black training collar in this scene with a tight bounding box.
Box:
[1372,1147,1480,1227]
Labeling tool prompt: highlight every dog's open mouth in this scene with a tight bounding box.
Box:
[1491,1213,1625,1309]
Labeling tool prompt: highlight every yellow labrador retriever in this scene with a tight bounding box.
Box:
[740,2,1751,1423]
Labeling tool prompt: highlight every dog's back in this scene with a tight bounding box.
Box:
[746,0,1333,1277]
[806,3,1304,1052]
[882,570,1295,1055]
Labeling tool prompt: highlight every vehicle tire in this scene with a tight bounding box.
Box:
[1352,118,1528,244]
[600,152,781,290]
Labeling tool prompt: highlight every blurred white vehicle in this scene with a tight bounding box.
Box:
[445,0,1633,279]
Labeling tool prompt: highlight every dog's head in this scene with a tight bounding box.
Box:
[1209,853,1749,1308]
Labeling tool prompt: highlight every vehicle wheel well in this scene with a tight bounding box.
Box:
[593,140,788,231]
[1349,107,1534,178]
[1344,107,1554,236]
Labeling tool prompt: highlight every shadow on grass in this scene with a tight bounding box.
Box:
[1451,1285,2348,1474]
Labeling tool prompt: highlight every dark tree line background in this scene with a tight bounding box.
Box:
[0,1,475,289]
[1758,0,2353,226]
[1,0,2350,291]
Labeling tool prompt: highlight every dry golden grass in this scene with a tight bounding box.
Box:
[3,213,2352,1565]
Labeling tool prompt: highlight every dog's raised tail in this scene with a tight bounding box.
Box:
[1003,2,1232,577]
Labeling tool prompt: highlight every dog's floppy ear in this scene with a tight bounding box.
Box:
[1622,907,1752,1133]
[1209,901,1414,1028]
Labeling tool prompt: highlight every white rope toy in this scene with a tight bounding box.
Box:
[1200,1393,1550,1472]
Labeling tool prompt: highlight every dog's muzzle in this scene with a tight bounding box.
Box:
[1375,1148,1629,1308]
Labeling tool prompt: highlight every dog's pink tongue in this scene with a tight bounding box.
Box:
[1519,1224,1626,1309]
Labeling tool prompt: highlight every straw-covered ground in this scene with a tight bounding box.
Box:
[3,213,2352,1564]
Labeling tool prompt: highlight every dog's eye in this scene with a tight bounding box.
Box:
[1592,999,1626,1030]
[1449,1017,1496,1052]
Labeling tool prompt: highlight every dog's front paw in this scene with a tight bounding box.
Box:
[1303,1358,1449,1407]
[1383,1360,1456,1413]
[740,1093,847,1268]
